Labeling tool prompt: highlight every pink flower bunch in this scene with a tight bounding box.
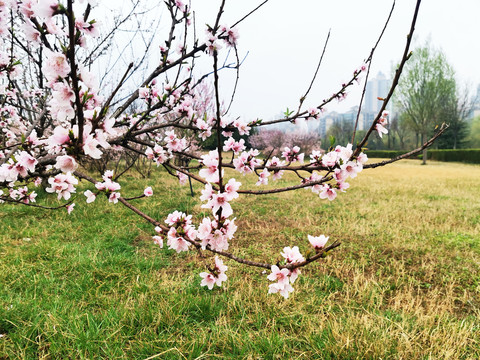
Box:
[233,149,261,175]
[75,18,99,38]
[315,182,337,201]
[256,168,270,186]
[357,152,368,165]
[266,156,285,180]
[95,171,121,204]
[319,151,336,168]
[353,63,368,81]
[176,171,188,185]
[42,49,69,83]
[197,216,237,251]
[173,98,194,119]
[165,210,197,253]
[318,143,352,168]
[339,160,362,179]
[79,87,103,113]
[282,146,304,163]
[306,107,321,121]
[67,203,75,214]
[268,246,305,299]
[46,124,109,160]
[55,155,78,173]
[152,226,164,248]
[17,151,38,175]
[219,25,239,47]
[309,149,324,164]
[232,118,250,136]
[308,235,329,251]
[223,137,245,154]
[139,82,161,103]
[46,126,72,152]
[200,178,240,219]
[199,150,221,183]
[0,151,38,182]
[334,143,354,161]
[46,172,78,200]
[84,190,96,203]
[200,256,228,290]
[50,81,75,121]
[145,144,172,166]
[144,186,153,197]
[195,118,213,140]
[31,0,59,21]
[281,246,305,283]
[205,33,221,55]
[306,143,370,201]
[10,186,37,204]
[175,0,186,13]
[376,110,389,138]
[267,265,294,299]
[164,130,187,152]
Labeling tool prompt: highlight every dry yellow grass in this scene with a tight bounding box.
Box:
[1,159,479,359]
[223,159,480,358]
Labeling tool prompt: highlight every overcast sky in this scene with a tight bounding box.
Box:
[100,0,480,121]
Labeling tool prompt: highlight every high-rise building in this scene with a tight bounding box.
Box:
[364,71,390,114]
[362,71,392,130]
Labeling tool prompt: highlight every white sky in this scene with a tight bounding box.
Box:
[98,0,480,121]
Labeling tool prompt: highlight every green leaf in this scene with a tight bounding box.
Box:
[329,135,336,147]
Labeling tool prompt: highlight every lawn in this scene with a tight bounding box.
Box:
[0,159,479,359]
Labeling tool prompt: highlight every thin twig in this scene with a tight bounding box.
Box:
[353,0,422,157]
[352,1,396,145]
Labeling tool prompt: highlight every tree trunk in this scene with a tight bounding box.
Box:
[421,133,427,165]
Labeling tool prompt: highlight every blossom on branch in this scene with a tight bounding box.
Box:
[200,256,228,290]
[308,235,329,251]
[0,0,432,299]
[45,172,78,201]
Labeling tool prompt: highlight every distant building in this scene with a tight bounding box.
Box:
[364,71,390,114]
[362,71,393,129]
[314,72,393,137]
[318,107,364,137]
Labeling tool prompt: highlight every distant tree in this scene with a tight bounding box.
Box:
[395,45,456,163]
[250,130,321,155]
[389,113,412,150]
[325,121,354,148]
[436,87,473,149]
[468,116,480,148]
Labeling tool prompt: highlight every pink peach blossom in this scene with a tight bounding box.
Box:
[144,187,153,197]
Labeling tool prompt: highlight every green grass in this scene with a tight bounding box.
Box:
[0,159,479,359]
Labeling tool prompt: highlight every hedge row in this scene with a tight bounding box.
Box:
[365,149,480,164]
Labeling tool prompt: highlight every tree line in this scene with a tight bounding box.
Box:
[323,45,477,157]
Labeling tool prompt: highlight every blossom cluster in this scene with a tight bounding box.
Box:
[267,246,304,299]
[308,144,368,201]
[376,110,389,138]
[0,0,403,301]
[145,144,172,166]
[200,256,228,290]
[94,171,121,204]
[233,149,262,175]
[205,24,239,55]
[282,146,304,163]
[46,172,78,200]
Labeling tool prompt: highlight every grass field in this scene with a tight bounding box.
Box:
[1,159,479,359]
